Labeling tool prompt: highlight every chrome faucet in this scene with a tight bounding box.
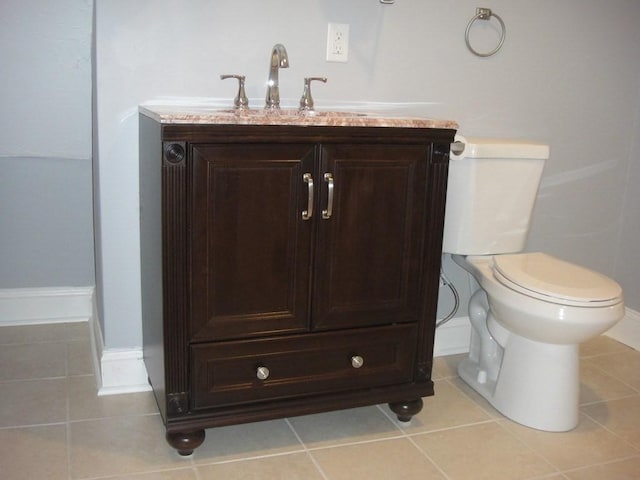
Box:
[265,44,289,109]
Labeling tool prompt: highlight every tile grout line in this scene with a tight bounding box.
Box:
[72,465,201,480]
[579,407,640,456]
[582,357,640,394]
[284,417,331,480]
[493,418,562,477]
[301,432,409,453]
[404,434,452,480]
[65,340,73,480]
[557,453,640,477]
[579,391,640,407]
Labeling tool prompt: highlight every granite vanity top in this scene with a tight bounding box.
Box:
[139,105,458,129]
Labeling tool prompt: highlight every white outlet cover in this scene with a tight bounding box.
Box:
[327,23,349,63]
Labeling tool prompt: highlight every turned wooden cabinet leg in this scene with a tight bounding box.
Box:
[388,398,424,422]
[166,430,206,456]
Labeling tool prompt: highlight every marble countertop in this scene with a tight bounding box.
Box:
[139,105,458,130]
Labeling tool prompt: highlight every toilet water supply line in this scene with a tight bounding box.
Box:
[436,268,460,328]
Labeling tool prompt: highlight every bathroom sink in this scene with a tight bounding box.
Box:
[139,105,459,129]
[217,108,366,118]
[212,108,369,123]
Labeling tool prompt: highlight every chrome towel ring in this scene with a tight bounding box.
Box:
[465,7,506,57]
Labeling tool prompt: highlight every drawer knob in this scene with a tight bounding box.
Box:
[256,366,270,380]
[351,355,364,369]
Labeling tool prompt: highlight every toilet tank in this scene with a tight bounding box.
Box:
[442,138,549,255]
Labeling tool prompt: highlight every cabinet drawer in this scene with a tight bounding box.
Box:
[191,324,418,410]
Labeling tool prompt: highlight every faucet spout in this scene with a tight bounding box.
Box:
[265,44,289,109]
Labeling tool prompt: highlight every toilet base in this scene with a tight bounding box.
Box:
[458,332,580,432]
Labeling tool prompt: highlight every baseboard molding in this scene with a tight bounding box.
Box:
[434,316,471,357]
[97,348,152,396]
[89,305,151,396]
[605,307,640,351]
[0,286,94,325]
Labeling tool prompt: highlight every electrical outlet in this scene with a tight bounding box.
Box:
[326,23,349,63]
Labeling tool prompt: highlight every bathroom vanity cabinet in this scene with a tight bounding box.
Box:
[139,109,455,454]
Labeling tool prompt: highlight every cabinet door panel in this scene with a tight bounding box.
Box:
[191,144,315,341]
[313,144,427,330]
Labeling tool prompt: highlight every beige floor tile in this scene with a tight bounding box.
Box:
[412,422,556,480]
[68,374,158,421]
[0,342,67,380]
[500,414,638,471]
[581,395,640,449]
[192,419,303,464]
[432,353,466,380]
[0,378,67,427]
[382,379,492,433]
[447,376,505,419]
[288,405,400,448]
[62,321,91,341]
[311,437,445,480]
[580,335,632,358]
[67,340,94,376]
[0,424,68,480]
[103,468,199,479]
[0,321,88,345]
[2,323,639,480]
[69,414,186,478]
[198,452,325,479]
[585,351,640,391]
[564,456,640,479]
[579,360,638,405]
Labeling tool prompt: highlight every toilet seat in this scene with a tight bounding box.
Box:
[492,252,622,307]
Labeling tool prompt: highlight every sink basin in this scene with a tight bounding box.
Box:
[216,108,368,118]
[179,107,376,127]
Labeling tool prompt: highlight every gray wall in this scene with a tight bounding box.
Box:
[612,88,640,309]
[0,158,94,287]
[0,0,94,288]
[94,0,640,349]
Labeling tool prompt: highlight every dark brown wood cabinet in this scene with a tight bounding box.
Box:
[139,114,455,455]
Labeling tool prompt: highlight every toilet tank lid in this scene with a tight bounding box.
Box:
[493,253,623,304]
[462,138,550,160]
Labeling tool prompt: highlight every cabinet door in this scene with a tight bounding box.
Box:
[191,144,315,341]
[312,144,427,330]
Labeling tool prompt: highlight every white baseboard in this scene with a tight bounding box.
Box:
[605,307,640,351]
[0,286,150,395]
[0,286,94,325]
[434,316,471,357]
[88,304,151,396]
[97,348,152,396]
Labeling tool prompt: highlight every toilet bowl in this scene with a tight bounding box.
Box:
[453,253,624,431]
[443,137,625,432]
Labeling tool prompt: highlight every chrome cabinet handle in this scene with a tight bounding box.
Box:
[256,366,270,380]
[351,355,364,369]
[322,173,334,219]
[302,173,313,220]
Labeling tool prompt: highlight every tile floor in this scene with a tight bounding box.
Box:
[1,321,640,479]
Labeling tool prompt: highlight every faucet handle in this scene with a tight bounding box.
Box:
[299,77,327,111]
[220,74,249,110]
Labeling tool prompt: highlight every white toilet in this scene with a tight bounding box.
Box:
[443,137,625,432]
